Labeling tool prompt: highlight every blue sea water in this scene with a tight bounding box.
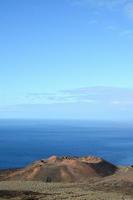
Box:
[0,119,133,169]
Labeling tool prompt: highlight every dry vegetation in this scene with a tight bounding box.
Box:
[0,179,133,200]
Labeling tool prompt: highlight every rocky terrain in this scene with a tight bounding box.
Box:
[0,155,133,199]
[0,156,117,182]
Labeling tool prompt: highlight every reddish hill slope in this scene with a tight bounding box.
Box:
[2,156,117,182]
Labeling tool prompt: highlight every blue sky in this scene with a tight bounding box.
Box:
[1,0,133,120]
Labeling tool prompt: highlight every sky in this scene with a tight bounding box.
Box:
[1,0,133,120]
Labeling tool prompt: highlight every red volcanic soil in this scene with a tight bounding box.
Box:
[1,156,117,182]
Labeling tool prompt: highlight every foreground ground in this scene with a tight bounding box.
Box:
[0,171,133,200]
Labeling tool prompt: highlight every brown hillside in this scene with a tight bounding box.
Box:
[2,156,117,182]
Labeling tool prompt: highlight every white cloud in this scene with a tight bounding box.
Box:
[2,87,133,119]
[112,100,133,105]
[69,0,133,20]
[26,86,133,106]
[106,25,117,31]
[105,25,133,38]
[69,0,127,9]
[120,29,133,37]
[88,19,97,24]
[124,2,133,20]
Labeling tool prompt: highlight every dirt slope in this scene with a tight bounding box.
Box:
[1,156,117,182]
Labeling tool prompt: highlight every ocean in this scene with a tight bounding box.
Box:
[0,119,133,169]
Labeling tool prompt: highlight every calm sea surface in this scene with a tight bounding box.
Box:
[0,119,133,169]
